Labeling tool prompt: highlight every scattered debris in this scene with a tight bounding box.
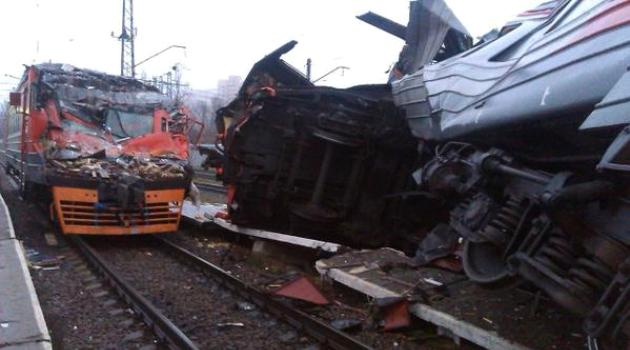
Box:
[330,319,362,332]
[378,298,411,331]
[235,302,256,312]
[41,266,61,271]
[25,248,62,269]
[216,322,245,328]
[51,156,187,181]
[44,233,59,247]
[278,329,299,343]
[412,224,460,267]
[122,330,145,342]
[273,276,329,305]
[300,344,321,350]
[422,278,443,287]
[333,300,369,317]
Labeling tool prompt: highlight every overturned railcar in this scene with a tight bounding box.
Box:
[392,0,630,346]
[2,64,199,235]
[219,42,429,247]
[216,0,474,248]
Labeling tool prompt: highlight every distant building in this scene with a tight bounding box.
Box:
[182,74,243,144]
[216,75,242,103]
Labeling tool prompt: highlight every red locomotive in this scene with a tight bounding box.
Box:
[2,63,201,235]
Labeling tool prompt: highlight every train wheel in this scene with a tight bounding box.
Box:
[463,240,519,288]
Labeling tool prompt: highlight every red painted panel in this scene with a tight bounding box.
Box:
[120,131,189,158]
[569,0,630,45]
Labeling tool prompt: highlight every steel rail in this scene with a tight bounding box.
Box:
[194,181,227,194]
[70,236,199,350]
[155,237,373,350]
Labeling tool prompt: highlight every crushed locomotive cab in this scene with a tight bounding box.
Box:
[3,63,199,235]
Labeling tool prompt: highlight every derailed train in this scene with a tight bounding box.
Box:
[218,41,424,247]
[2,64,200,235]
[217,0,630,345]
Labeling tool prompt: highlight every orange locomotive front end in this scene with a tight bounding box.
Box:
[3,63,201,235]
[52,187,184,235]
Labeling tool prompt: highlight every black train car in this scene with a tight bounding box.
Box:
[219,42,428,248]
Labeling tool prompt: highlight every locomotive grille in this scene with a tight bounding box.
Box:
[59,201,181,226]
[52,186,185,235]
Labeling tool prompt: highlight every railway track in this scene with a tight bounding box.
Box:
[71,236,198,350]
[194,167,227,194]
[194,180,227,194]
[72,234,372,350]
[1,162,370,349]
[193,169,215,178]
[156,236,373,350]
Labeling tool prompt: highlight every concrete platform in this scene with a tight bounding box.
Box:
[181,200,344,253]
[0,193,51,350]
[316,248,586,350]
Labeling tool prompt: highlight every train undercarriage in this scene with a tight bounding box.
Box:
[415,141,630,346]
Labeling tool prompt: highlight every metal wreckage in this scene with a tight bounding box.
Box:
[215,0,630,346]
[3,63,200,235]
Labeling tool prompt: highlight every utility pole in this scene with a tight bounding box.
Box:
[119,0,136,77]
[306,58,312,81]
[166,71,173,99]
[172,64,182,104]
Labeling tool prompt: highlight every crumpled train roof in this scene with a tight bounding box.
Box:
[35,63,160,93]
[32,63,173,116]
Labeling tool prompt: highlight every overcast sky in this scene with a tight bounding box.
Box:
[0,0,543,96]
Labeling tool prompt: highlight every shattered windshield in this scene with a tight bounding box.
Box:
[106,109,154,140]
[36,63,173,128]
[61,119,109,139]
